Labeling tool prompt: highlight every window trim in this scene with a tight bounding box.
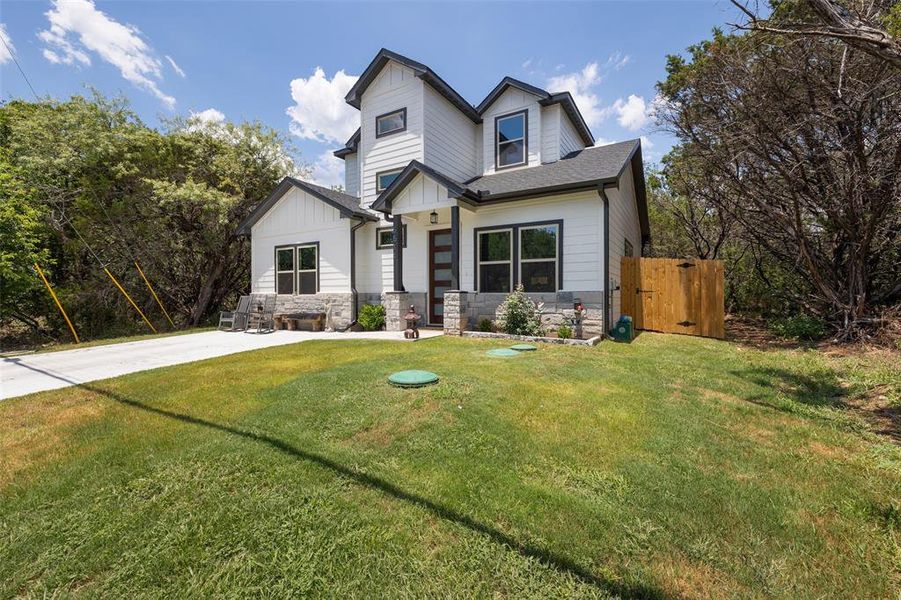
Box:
[376,224,407,250]
[518,224,560,293]
[494,109,528,170]
[624,238,634,258]
[473,220,563,293]
[275,246,295,295]
[476,228,513,293]
[375,167,404,193]
[375,107,407,138]
[274,241,320,295]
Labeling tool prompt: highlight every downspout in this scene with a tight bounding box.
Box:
[338,217,366,332]
[598,186,611,336]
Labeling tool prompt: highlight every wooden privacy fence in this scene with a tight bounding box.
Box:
[621,257,725,339]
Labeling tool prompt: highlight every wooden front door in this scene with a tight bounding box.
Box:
[621,257,725,339]
[428,229,452,325]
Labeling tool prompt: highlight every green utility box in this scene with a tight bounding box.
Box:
[610,315,634,343]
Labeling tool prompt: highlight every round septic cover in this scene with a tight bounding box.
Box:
[510,344,538,352]
[486,348,520,358]
[388,370,439,388]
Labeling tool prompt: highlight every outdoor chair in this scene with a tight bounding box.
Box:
[246,294,277,333]
[218,295,251,331]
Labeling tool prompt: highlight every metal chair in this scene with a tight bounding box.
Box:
[218,295,251,331]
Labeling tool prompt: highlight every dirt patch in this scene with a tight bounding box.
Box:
[654,554,732,599]
[807,441,849,460]
[701,389,743,406]
[349,399,441,447]
[844,386,900,443]
[726,315,813,351]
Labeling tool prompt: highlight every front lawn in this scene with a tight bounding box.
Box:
[1,334,898,598]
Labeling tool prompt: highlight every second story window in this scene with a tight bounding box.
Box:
[376,108,406,138]
[376,168,404,193]
[495,110,527,169]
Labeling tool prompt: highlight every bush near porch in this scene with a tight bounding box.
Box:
[1,334,898,597]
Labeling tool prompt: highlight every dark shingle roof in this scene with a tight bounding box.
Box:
[465,140,640,199]
[235,177,375,235]
[370,161,478,212]
[333,128,360,158]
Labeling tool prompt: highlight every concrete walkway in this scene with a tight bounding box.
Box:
[1,329,443,400]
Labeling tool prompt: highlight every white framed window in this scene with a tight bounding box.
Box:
[519,224,558,293]
[376,225,407,249]
[376,168,404,193]
[477,229,512,293]
[375,108,406,138]
[275,243,318,294]
[495,110,527,169]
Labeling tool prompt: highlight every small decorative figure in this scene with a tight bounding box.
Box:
[404,304,421,339]
[571,300,585,340]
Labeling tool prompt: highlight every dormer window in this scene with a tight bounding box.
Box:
[376,108,407,138]
[495,109,527,169]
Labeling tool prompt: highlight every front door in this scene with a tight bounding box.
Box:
[428,229,452,325]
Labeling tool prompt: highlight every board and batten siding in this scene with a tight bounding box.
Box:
[540,104,561,163]
[480,87,543,175]
[459,190,604,291]
[559,112,584,157]
[423,85,478,182]
[359,61,424,207]
[250,187,351,293]
[607,161,643,321]
[344,153,360,197]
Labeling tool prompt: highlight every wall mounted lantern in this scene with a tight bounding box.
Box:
[429,210,438,224]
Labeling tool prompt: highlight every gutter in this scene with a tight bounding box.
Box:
[598,185,612,336]
[338,217,367,332]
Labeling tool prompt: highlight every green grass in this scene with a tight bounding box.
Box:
[1,334,898,598]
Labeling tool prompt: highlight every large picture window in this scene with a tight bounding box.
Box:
[495,110,527,169]
[274,243,318,294]
[375,108,406,138]
[475,221,562,293]
[477,229,512,293]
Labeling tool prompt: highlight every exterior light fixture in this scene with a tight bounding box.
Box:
[429,210,438,224]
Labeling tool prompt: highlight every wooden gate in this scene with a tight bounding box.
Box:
[621,257,725,339]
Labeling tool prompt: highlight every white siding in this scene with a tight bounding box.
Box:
[250,187,351,293]
[460,190,604,291]
[541,104,561,163]
[423,85,478,182]
[480,88,543,175]
[607,162,642,321]
[356,221,393,294]
[344,153,359,197]
[389,173,456,215]
[559,112,584,157]
[355,215,439,295]
[359,61,424,207]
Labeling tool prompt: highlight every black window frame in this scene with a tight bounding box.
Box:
[273,241,320,295]
[624,238,634,257]
[375,107,407,138]
[375,167,404,193]
[376,224,407,250]
[494,109,528,170]
[474,220,563,293]
[476,228,513,293]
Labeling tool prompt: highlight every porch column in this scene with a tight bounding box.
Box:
[450,205,460,290]
[392,215,405,292]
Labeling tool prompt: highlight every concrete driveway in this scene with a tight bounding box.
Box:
[1,329,443,400]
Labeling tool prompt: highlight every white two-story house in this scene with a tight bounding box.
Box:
[237,49,649,336]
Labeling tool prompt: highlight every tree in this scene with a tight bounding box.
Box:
[657,18,901,339]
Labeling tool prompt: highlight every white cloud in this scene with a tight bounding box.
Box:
[640,135,654,149]
[189,107,225,125]
[612,94,651,131]
[38,0,175,108]
[0,23,15,65]
[165,55,185,78]
[546,62,608,127]
[286,67,359,143]
[521,58,532,69]
[311,151,345,189]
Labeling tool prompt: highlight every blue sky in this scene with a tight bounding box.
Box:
[1,1,744,186]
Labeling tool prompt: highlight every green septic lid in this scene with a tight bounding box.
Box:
[486,348,520,358]
[388,370,439,388]
[510,344,538,351]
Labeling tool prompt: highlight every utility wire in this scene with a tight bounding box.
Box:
[0,31,39,100]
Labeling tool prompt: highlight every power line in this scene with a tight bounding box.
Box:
[0,30,39,100]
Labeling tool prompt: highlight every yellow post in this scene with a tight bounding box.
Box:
[34,262,80,344]
[134,260,175,329]
[103,267,158,334]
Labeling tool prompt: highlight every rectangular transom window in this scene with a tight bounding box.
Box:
[495,110,527,169]
[376,168,404,193]
[477,229,512,293]
[519,224,559,293]
[376,224,407,249]
[375,108,406,138]
[274,243,318,295]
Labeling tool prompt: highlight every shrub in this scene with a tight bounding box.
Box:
[358,304,386,331]
[769,314,828,340]
[557,324,573,339]
[498,285,543,336]
[477,318,493,332]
